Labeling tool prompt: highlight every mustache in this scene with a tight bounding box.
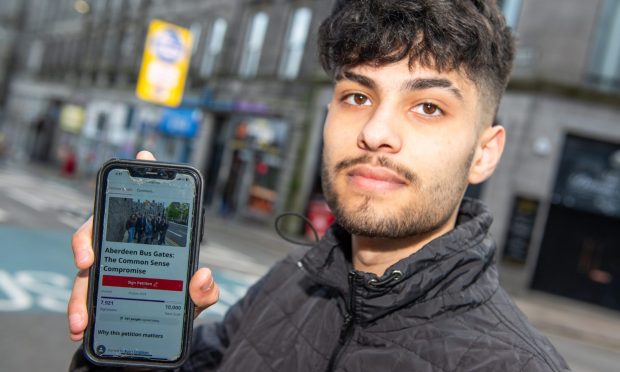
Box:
[334,155,417,184]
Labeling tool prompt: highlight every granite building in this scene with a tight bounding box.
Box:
[1,0,619,309]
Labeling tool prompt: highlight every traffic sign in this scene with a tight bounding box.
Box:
[136,20,193,107]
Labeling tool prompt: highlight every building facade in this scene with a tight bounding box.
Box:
[1,0,619,310]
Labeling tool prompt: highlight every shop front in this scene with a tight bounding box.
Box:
[213,115,290,220]
[150,106,201,164]
[28,99,62,163]
[56,103,85,176]
[78,100,133,176]
[532,134,620,310]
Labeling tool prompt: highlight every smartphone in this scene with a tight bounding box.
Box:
[83,159,204,369]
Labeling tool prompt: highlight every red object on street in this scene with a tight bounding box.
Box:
[102,275,183,291]
[62,151,76,176]
[306,199,335,240]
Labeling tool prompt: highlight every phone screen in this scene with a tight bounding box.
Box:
[91,167,197,362]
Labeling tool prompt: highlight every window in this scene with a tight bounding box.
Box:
[498,0,522,30]
[92,0,107,20]
[239,11,269,78]
[109,0,123,17]
[190,22,202,56]
[200,18,227,77]
[120,27,137,67]
[588,0,620,89]
[279,7,312,80]
[27,40,44,73]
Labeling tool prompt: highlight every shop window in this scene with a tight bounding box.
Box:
[587,0,620,91]
[239,11,269,78]
[200,18,227,77]
[497,0,522,30]
[278,7,312,80]
[533,135,620,310]
[219,117,289,218]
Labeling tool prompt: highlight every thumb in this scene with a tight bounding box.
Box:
[136,151,156,161]
[189,268,220,318]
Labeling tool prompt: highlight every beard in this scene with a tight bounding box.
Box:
[321,152,474,239]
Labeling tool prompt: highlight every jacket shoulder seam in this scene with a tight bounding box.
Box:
[486,299,562,371]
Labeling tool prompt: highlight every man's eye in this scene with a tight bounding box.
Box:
[343,93,372,106]
[412,102,443,117]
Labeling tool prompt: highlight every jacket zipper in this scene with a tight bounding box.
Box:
[325,271,357,372]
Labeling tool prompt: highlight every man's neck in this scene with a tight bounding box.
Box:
[351,211,459,276]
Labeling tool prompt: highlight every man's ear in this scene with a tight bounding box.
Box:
[468,125,506,184]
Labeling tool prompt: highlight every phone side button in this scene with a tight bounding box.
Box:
[200,207,206,242]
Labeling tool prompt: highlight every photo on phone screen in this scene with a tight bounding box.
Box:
[88,164,200,365]
[105,198,189,247]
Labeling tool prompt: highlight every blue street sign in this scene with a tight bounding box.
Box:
[159,107,201,138]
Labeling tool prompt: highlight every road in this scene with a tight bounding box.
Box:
[1,163,620,371]
[166,220,188,246]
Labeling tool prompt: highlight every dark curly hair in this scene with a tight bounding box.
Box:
[318,0,515,107]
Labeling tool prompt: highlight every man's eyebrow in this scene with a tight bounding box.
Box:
[402,78,464,101]
[336,71,376,90]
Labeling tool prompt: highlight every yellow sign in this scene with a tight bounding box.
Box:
[59,104,85,134]
[136,20,193,107]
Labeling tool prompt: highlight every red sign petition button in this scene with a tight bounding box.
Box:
[102,275,183,291]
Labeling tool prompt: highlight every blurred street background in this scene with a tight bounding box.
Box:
[0,0,619,371]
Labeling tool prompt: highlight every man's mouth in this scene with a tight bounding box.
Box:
[346,164,409,191]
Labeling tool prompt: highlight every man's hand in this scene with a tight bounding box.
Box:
[67,150,220,341]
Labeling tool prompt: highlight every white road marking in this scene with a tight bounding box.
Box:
[0,270,72,313]
[0,270,33,311]
[0,169,92,226]
[15,271,71,313]
[6,189,48,211]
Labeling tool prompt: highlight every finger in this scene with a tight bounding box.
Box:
[189,268,220,318]
[68,269,89,341]
[71,216,94,270]
[136,151,156,161]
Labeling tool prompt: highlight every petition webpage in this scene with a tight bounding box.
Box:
[93,169,196,360]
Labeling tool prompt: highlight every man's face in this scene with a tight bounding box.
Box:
[322,59,487,238]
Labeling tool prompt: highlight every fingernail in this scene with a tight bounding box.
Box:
[200,276,214,293]
[69,313,83,329]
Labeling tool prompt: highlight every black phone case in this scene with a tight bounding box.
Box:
[83,158,205,369]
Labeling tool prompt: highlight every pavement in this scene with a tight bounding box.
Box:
[5,159,620,357]
[513,292,620,353]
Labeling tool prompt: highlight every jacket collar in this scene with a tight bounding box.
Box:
[299,198,499,324]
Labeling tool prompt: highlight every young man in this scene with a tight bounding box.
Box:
[69,0,570,370]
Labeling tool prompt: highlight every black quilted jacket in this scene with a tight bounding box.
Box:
[71,198,570,371]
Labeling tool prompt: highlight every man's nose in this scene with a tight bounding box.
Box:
[357,105,402,153]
